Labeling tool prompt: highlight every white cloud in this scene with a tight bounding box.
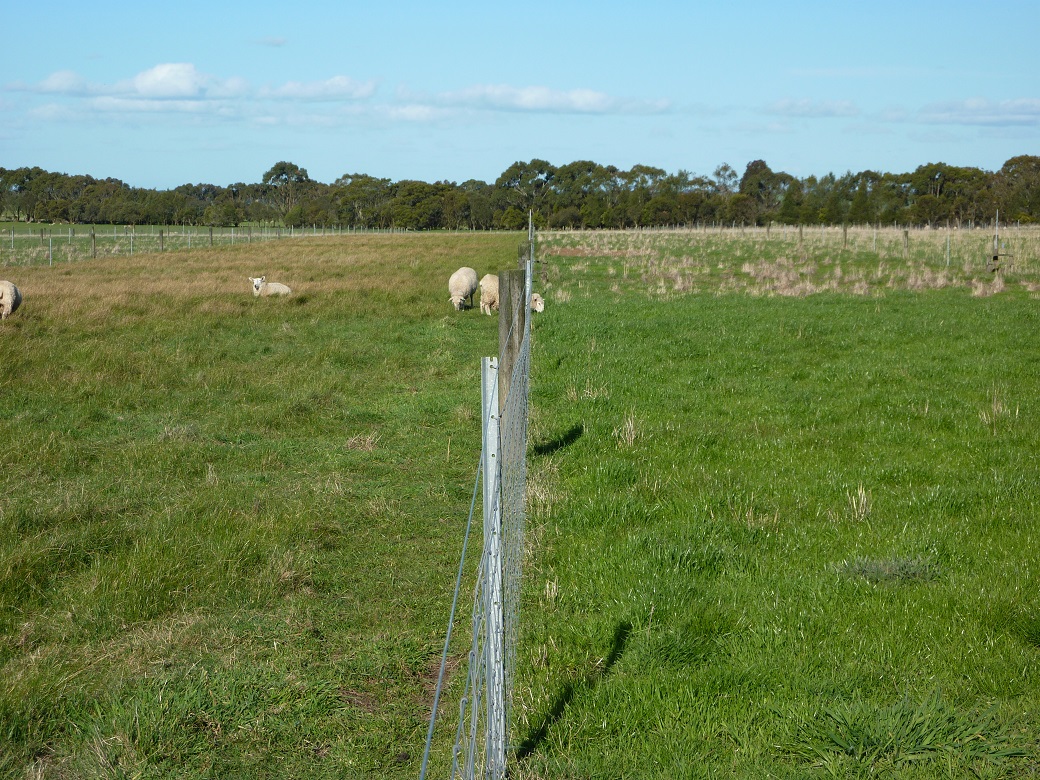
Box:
[38,70,92,95]
[414,84,669,115]
[766,98,860,118]
[127,63,207,98]
[89,96,214,114]
[261,76,377,101]
[918,98,1040,127]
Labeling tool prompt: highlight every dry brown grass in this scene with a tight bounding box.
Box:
[541,225,1040,299]
[4,233,525,324]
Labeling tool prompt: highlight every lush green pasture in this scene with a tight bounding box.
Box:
[0,233,520,778]
[3,228,1040,778]
[515,229,1040,778]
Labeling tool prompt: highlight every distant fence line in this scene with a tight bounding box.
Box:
[542,223,1040,273]
[0,223,415,266]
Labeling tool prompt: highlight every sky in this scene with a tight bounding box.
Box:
[2,0,1038,191]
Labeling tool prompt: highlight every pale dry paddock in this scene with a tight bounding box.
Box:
[8,233,523,325]
[540,225,1040,299]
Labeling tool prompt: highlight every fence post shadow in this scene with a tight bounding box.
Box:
[532,423,584,457]
[516,620,631,764]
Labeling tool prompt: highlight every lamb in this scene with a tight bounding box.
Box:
[249,276,292,297]
[530,292,545,313]
[448,266,479,310]
[0,281,22,320]
[479,274,499,316]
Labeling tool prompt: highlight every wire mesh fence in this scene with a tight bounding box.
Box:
[423,223,535,780]
[0,224,403,266]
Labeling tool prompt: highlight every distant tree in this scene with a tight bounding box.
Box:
[994,155,1040,223]
[712,163,738,195]
[459,180,494,230]
[262,161,312,218]
[494,159,555,220]
[776,179,804,224]
[388,180,447,230]
[725,193,757,225]
[847,178,873,224]
[334,173,392,228]
[739,160,790,224]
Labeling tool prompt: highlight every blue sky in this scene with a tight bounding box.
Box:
[3,0,1038,190]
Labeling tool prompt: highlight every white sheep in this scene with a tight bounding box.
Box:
[479,274,499,316]
[249,276,292,297]
[0,281,22,320]
[530,292,545,313]
[448,266,479,310]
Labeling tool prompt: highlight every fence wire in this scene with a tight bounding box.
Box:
[423,227,534,780]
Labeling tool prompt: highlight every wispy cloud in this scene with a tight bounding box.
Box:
[765,98,860,118]
[11,64,250,101]
[37,70,93,95]
[406,84,670,115]
[917,97,1040,126]
[7,64,669,128]
[260,76,377,101]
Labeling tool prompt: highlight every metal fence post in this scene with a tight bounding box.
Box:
[481,357,506,779]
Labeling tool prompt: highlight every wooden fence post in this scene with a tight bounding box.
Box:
[498,269,527,417]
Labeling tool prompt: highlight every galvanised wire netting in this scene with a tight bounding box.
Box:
[423,228,534,780]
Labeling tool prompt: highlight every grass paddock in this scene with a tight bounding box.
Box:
[2,228,1039,778]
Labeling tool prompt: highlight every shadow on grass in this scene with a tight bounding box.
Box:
[516,620,631,763]
[533,423,584,456]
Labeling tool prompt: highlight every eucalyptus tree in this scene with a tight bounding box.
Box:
[261,161,312,218]
[993,155,1040,223]
[333,173,393,228]
[387,180,449,230]
[738,160,792,224]
[494,159,556,221]
[460,179,494,230]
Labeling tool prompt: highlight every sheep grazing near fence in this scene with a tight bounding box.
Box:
[530,292,545,313]
[249,276,292,297]
[0,281,22,320]
[479,274,500,316]
[448,267,479,310]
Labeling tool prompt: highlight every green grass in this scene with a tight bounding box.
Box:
[512,229,1040,778]
[3,227,1040,778]
[0,233,520,778]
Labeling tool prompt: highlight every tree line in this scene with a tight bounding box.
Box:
[2,156,1038,231]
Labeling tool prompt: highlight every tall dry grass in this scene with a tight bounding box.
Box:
[540,225,1040,299]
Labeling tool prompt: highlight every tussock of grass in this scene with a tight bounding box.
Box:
[836,555,942,585]
[791,691,1026,771]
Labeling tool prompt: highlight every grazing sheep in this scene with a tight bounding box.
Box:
[249,276,292,297]
[530,292,545,313]
[479,274,499,316]
[0,281,22,320]
[448,266,479,310]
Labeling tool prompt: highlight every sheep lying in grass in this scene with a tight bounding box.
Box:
[448,266,479,310]
[530,292,545,313]
[249,276,292,297]
[479,274,499,315]
[0,281,22,320]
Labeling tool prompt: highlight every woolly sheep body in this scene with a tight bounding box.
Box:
[0,281,22,320]
[530,292,545,313]
[479,274,500,316]
[249,276,292,297]
[448,267,479,310]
